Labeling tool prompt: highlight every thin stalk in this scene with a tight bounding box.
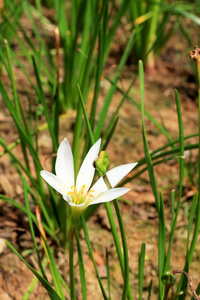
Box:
[139,60,160,211]
[114,200,130,300]
[163,286,170,300]
[103,175,130,300]
[69,237,75,300]
[61,201,71,250]
[90,12,105,131]
[80,215,108,299]
[69,218,79,300]
[176,45,200,300]
[76,231,87,300]
[158,192,166,298]
[164,90,184,273]
[106,249,111,300]
[138,243,146,300]
[195,50,200,207]
[190,47,200,189]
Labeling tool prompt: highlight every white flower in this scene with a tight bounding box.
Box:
[40,138,137,219]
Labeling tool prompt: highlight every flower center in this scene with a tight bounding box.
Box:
[67,185,95,205]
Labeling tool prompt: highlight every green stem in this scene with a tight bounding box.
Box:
[4,39,20,116]
[103,174,131,300]
[163,286,170,300]
[105,203,124,271]
[190,48,200,188]
[69,237,75,300]
[80,215,108,299]
[69,218,78,300]
[195,56,200,205]
[113,200,129,300]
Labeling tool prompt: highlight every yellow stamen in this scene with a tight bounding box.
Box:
[85,190,95,198]
[68,192,76,196]
[67,184,96,204]
[71,185,77,192]
[81,184,85,194]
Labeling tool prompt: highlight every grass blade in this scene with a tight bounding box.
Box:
[138,242,146,300]
[76,231,87,300]
[94,30,136,140]
[32,56,58,151]
[5,241,62,300]
[164,90,185,273]
[139,60,160,211]
[158,192,166,298]
[22,176,48,281]
[80,215,108,300]
[106,249,111,300]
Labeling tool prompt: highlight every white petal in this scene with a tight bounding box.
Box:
[90,162,137,197]
[76,139,101,193]
[90,177,107,198]
[40,170,67,195]
[88,187,130,205]
[106,163,138,187]
[55,138,74,189]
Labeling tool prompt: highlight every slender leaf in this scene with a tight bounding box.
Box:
[139,60,160,211]
[80,215,108,300]
[139,243,146,300]
[5,241,62,300]
[76,231,87,300]
[106,249,111,300]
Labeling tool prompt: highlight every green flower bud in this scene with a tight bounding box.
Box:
[161,271,176,287]
[94,151,109,175]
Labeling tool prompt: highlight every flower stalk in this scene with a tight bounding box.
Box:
[95,152,131,299]
[69,217,79,300]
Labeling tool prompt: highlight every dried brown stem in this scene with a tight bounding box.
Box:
[190,45,200,89]
[171,270,200,300]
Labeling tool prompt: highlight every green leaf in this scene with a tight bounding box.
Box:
[138,243,146,300]
[5,241,62,300]
[22,176,48,281]
[32,56,58,151]
[106,249,111,300]
[139,60,160,211]
[158,192,166,298]
[80,215,108,300]
[76,232,87,300]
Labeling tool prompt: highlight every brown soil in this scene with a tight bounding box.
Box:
[0,10,200,300]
